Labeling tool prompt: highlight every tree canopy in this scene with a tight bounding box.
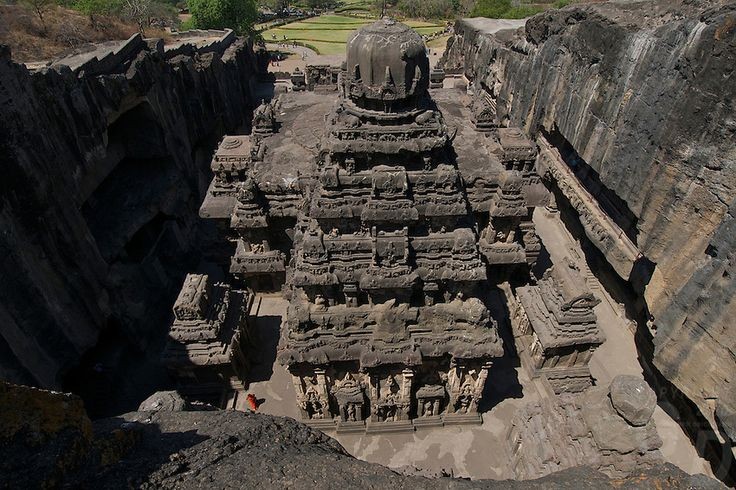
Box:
[189,0,258,34]
[469,0,542,18]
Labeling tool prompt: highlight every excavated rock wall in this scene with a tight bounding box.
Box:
[0,39,262,389]
[442,0,735,455]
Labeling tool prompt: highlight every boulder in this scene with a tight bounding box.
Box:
[609,375,657,427]
[138,391,187,412]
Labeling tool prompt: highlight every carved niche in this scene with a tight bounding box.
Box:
[332,373,366,422]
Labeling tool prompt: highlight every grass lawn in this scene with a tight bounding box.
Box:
[427,34,450,49]
[262,14,445,55]
[297,15,372,24]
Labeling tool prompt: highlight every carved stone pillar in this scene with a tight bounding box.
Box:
[401,368,413,420]
[447,361,461,393]
[471,362,492,414]
[315,368,331,418]
[447,361,462,414]
[369,372,380,422]
[291,374,309,420]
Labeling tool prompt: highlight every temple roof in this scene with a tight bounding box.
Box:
[345,19,429,107]
[162,275,252,368]
[279,297,503,368]
[517,263,605,350]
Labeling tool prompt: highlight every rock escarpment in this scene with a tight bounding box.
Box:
[0,37,263,391]
[442,0,735,469]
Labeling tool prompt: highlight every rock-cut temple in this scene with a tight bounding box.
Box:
[164,19,567,433]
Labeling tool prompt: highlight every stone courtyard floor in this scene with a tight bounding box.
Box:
[235,209,712,480]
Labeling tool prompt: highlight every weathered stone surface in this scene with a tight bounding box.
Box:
[609,375,657,427]
[442,0,736,452]
[509,376,663,480]
[0,381,93,488]
[715,398,736,443]
[0,37,263,390]
[99,411,714,489]
[138,391,187,412]
[1,382,726,489]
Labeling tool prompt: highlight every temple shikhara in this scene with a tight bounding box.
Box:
[164,20,602,433]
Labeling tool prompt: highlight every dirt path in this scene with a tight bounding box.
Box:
[265,42,344,73]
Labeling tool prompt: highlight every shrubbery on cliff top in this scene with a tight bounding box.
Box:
[189,0,258,34]
[469,0,542,19]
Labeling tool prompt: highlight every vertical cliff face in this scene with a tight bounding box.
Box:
[0,38,262,390]
[442,0,735,458]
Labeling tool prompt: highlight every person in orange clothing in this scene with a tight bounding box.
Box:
[246,393,258,411]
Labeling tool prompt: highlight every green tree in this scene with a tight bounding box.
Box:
[74,0,122,21]
[305,0,332,9]
[469,0,510,18]
[257,0,287,13]
[396,0,452,19]
[469,0,542,18]
[189,0,257,33]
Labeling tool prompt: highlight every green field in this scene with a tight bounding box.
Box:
[262,15,445,55]
[427,34,450,49]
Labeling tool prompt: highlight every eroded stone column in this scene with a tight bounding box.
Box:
[401,368,413,420]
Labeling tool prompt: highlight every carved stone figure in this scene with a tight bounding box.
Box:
[455,383,474,414]
[252,99,276,136]
[301,385,325,419]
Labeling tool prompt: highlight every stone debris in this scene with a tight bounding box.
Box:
[609,375,657,427]
[138,391,187,412]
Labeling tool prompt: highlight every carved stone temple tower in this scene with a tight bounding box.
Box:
[278,20,514,433]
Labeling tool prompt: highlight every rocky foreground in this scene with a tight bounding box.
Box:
[0,382,724,489]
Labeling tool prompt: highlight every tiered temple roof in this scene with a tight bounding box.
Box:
[162,274,253,384]
[188,19,550,428]
[515,259,605,393]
